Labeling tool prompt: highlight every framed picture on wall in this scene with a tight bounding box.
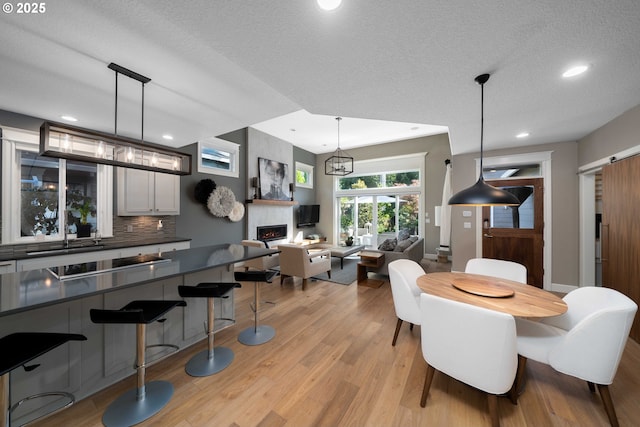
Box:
[197,138,240,177]
[258,157,290,200]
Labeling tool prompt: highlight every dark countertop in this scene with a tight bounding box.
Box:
[0,244,277,317]
[0,236,192,262]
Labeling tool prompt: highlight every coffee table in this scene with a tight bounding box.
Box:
[329,244,365,269]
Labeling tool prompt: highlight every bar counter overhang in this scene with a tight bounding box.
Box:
[0,244,277,417]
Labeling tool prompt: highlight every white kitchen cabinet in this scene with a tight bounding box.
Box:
[0,260,16,274]
[116,167,180,216]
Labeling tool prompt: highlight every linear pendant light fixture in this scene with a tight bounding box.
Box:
[39,63,191,175]
[448,74,519,206]
[325,117,354,176]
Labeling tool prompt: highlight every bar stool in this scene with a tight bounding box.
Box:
[234,270,278,346]
[0,332,87,427]
[89,300,186,427]
[178,282,240,376]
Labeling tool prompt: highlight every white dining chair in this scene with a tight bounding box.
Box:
[420,293,517,427]
[513,286,637,427]
[388,260,425,346]
[465,257,527,284]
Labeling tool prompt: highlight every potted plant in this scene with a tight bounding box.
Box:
[68,191,95,237]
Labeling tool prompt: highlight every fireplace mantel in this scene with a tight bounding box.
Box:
[246,199,298,206]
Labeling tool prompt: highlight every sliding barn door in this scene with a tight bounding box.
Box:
[602,155,640,342]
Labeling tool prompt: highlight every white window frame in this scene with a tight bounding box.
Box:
[333,153,426,246]
[197,137,240,178]
[295,161,314,189]
[1,126,113,244]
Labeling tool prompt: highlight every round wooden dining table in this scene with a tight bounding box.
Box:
[417,272,567,318]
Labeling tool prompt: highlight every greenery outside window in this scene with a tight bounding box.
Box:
[2,126,113,244]
[295,162,314,189]
[334,154,425,248]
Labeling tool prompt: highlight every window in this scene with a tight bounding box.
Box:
[338,171,420,190]
[295,162,314,189]
[334,153,426,248]
[2,126,113,243]
[197,138,240,177]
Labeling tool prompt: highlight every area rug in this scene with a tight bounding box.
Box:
[311,256,359,285]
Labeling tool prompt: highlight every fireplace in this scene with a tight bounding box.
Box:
[257,224,287,242]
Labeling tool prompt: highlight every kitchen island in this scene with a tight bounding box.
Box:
[0,243,277,419]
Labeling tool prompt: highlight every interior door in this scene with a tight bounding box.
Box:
[602,156,640,341]
[482,178,544,288]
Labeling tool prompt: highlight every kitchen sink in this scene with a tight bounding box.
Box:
[26,244,105,256]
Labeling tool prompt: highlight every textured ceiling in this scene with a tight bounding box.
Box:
[1,0,639,155]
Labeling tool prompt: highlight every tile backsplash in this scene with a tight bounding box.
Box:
[0,215,177,259]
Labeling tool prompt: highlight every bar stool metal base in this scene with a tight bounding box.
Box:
[238,325,275,346]
[102,380,173,427]
[185,346,234,377]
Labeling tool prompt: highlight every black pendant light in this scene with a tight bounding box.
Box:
[325,117,354,176]
[448,74,520,206]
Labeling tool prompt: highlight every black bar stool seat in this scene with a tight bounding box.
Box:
[0,332,87,427]
[234,270,278,346]
[90,300,186,427]
[178,282,240,376]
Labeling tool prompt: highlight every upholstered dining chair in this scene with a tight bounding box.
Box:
[465,257,527,284]
[420,293,517,427]
[513,286,637,427]
[277,244,331,289]
[388,259,425,346]
[241,239,280,271]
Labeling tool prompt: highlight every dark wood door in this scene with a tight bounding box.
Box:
[482,178,544,288]
[602,156,640,342]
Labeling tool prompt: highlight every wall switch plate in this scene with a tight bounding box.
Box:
[463,210,472,217]
[464,222,471,229]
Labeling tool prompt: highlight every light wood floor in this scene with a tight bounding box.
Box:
[36,266,640,426]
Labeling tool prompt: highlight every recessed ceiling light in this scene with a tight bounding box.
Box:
[317,0,342,11]
[516,132,530,138]
[61,115,78,122]
[562,65,589,78]
[162,134,174,140]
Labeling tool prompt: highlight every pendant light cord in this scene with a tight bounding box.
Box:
[114,72,118,135]
[474,73,490,181]
[479,79,484,179]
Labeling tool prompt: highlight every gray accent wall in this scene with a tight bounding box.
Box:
[176,128,247,248]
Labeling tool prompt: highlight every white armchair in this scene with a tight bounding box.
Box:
[420,293,517,427]
[241,240,279,271]
[277,244,331,289]
[465,258,527,284]
[513,286,637,426]
[388,259,425,346]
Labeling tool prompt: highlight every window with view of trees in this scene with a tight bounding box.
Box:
[336,169,421,248]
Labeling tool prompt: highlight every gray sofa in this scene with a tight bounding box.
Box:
[366,236,424,275]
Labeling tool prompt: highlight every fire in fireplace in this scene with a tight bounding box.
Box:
[257,224,287,242]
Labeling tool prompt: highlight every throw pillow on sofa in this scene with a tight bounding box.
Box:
[394,238,414,252]
[378,238,397,251]
[398,229,411,241]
